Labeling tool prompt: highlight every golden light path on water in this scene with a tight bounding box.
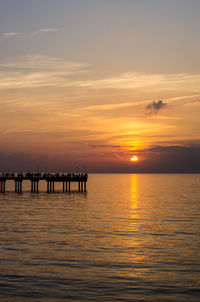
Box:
[129,174,140,249]
[124,174,147,278]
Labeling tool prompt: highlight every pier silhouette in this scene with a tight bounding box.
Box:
[0,172,88,193]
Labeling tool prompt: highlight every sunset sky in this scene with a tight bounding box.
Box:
[0,0,200,172]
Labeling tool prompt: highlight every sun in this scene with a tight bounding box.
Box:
[130,155,138,162]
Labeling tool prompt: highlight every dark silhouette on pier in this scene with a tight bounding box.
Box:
[0,172,88,193]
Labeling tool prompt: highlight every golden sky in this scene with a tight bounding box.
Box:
[0,1,200,172]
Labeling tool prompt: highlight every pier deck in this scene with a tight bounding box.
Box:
[0,172,88,193]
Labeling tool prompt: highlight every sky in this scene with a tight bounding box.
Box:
[0,0,200,172]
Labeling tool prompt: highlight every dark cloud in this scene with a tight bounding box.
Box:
[89,144,123,149]
[80,144,200,173]
[0,152,33,171]
[0,144,200,173]
[0,152,74,172]
[135,144,200,173]
[146,100,167,114]
[87,144,200,173]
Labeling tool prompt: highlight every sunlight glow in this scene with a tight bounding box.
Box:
[131,155,138,162]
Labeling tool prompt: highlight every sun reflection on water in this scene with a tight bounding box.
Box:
[130,174,138,209]
[130,174,138,224]
[126,174,147,274]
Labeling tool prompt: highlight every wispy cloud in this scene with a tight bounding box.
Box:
[1,55,200,98]
[30,28,59,37]
[2,32,21,37]
[75,72,165,89]
[0,55,89,89]
[1,28,59,39]
[81,102,134,111]
[0,54,87,71]
[73,72,200,92]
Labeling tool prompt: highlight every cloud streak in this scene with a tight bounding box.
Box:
[1,28,59,38]
[73,72,200,91]
[82,102,134,111]
[0,55,89,89]
[2,32,21,37]
[1,55,200,94]
[30,28,59,37]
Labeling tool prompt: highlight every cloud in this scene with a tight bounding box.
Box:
[0,55,89,89]
[1,28,59,39]
[2,32,21,37]
[0,54,87,71]
[0,152,72,172]
[146,100,167,115]
[82,102,133,111]
[30,28,59,37]
[1,55,200,103]
[89,144,123,149]
[0,144,200,173]
[76,72,165,89]
[0,152,34,171]
[134,144,200,173]
[72,72,200,94]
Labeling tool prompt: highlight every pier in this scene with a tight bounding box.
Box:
[0,172,88,193]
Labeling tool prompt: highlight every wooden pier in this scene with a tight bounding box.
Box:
[0,172,88,194]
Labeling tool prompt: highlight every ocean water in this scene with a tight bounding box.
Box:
[0,174,200,302]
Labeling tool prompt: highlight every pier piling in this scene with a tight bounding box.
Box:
[0,180,6,193]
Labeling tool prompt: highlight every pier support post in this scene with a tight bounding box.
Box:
[0,181,5,193]
[15,180,22,193]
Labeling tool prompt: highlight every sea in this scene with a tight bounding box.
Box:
[0,174,200,302]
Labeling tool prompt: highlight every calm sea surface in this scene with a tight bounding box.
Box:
[0,174,200,302]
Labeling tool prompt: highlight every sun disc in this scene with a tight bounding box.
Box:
[131,155,138,162]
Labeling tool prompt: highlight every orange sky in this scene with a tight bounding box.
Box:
[0,1,200,172]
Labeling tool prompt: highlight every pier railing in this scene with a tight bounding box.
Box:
[0,172,88,193]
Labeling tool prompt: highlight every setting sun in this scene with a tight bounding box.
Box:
[131,155,138,162]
